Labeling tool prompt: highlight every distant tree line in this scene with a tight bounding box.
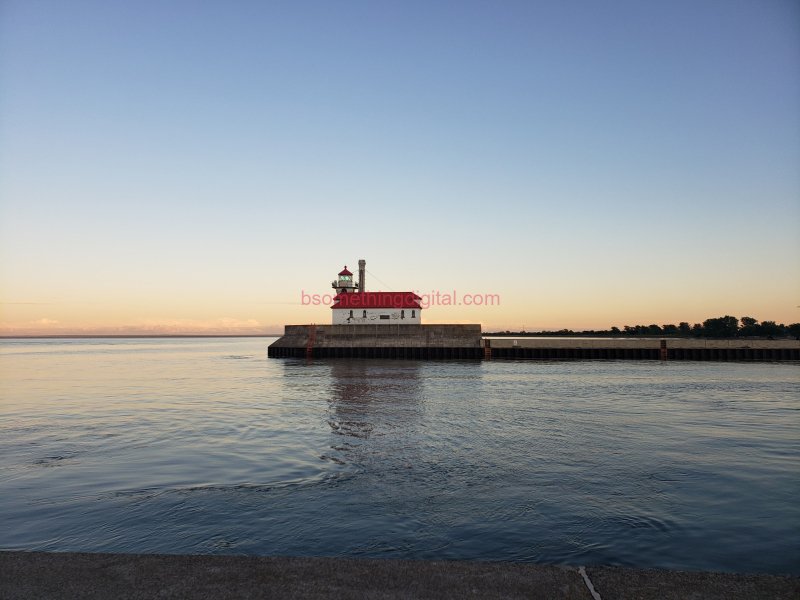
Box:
[618,316,799,339]
[488,316,800,339]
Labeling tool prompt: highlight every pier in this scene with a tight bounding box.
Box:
[485,337,800,361]
[268,327,799,361]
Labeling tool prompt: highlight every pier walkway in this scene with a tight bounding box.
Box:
[1,551,798,599]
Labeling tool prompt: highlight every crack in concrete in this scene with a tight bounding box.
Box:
[579,566,602,600]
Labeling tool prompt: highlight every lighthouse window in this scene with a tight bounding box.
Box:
[362,310,367,318]
[349,310,353,318]
[411,310,416,318]
[401,310,405,319]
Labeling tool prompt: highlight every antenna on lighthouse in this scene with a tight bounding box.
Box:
[358,259,366,292]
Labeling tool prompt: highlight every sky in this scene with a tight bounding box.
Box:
[1,0,798,335]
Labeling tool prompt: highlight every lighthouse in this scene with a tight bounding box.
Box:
[330,260,422,325]
[331,266,357,294]
[268,258,482,359]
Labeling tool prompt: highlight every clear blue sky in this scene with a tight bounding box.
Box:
[1,0,798,334]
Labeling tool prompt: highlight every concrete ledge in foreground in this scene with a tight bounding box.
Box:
[1,552,798,600]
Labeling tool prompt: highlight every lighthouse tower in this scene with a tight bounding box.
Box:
[331,266,357,294]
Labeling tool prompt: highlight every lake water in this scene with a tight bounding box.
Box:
[1,337,798,574]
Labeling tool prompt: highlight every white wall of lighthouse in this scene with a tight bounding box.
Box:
[332,307,421,325]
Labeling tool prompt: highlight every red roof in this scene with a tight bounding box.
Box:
[338,266,353,276]
[332,292,422,309]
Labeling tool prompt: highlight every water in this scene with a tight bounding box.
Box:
[1,338,798,574]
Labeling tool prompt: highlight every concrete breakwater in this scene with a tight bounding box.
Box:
[268,324,484,359]
[268,326,799,361]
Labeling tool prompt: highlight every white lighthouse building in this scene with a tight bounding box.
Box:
[331,260,422,325]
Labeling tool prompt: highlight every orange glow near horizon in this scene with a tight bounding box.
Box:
[2,289,798,336]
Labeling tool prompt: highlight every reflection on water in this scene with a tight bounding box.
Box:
[1,338,798,574]
[327,360,422,442]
